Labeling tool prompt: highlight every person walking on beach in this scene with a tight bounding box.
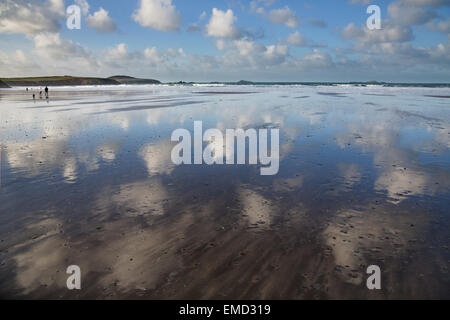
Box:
[32,93,35,101]
[45,86,49,98]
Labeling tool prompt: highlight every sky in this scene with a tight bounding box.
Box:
[0,0,449,82]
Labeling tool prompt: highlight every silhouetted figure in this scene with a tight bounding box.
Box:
[32,94,35,101]
[39,91,43,99]
[45,86,49,98]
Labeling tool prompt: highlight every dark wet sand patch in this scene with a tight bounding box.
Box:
[425,95,450,99]
[317,92,347,97]
[395,110,441,122]
[72,96,191,106]
[26,104,69,109]
[50,108,79,112]
[96,100,203,113]
[193,91,256,95]
[363,93,396,97]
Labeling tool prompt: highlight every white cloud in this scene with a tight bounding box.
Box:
[233,39,257,55]
[102,43,187,74]
[286,31,307,46]
[400,0,450,6]
[0,49,38,75]
[213,39,290,69]
[285,31,327,48]
[32,32,101,71]
[0,0,65,35]
[86,8,117,33]
[342,22,414,43]
[144,47,167,64]
[300,49,333,68]
[268,6,299,28]
[167,47,185,57]
[250,0,278,13]
[206,8,241,39]
[48,0,65,14]
[132,0,182,32]
[428,18,450,33]
[388,1,437,25]
[74,0,90,16]
[104,43,131,62]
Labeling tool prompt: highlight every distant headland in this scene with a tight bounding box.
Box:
[0,79,10,88]
[0,75,161,87]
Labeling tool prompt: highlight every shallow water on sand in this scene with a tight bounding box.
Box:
[0,85,449,299]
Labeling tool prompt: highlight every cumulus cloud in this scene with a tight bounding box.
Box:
[268,6,299,28]
[104,43,133,62]
[283,30,328,49]
[286,31,308,46]
[103,43,185,73]
[233,39,258,55]
[400,0,450,6]
[428,18,450,33]
[294,49,333,69]
[250,0,278,14]
[388,1,437,25]
[74,0,90,15]
[144,47,168,64]
[206,8,241,39]
[210,38,291,71]
[132,0,182,32]
[0,0,65,35]
[0,49,38,75]
[86,8,117,33]
[32,32,101,71]
[342,22,414,43]
[385,0,450,28]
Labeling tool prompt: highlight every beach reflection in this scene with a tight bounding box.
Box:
[0,85,449,299]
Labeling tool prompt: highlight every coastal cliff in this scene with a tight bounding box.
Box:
[1,75,161,87]
[0,79,10,88]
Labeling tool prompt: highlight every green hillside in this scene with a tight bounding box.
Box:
[108,75,161,84]
[1,75,162,87]
[0,79,10,88]
[1,76,120,87]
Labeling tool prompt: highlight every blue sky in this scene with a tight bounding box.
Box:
[0,0,449,82]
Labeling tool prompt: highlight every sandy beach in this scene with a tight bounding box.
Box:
[0,84,449,299]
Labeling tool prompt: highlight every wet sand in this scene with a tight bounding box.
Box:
[0,85,449,299]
